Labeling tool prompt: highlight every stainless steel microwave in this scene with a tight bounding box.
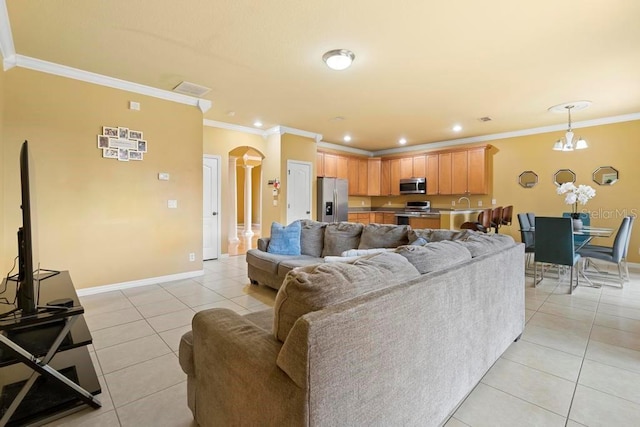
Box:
[399,178,426,194]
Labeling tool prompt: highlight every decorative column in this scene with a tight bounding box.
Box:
[228,156,239,243]
[243,165,254,236]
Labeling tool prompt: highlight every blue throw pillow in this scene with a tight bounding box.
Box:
[410,237,429,246]
[267,221,302,255]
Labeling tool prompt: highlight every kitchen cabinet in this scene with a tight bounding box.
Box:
[348,213,358,222]
[467,147,487,194]
[316,152,324,177]
[426,154,439,195]
[438,153,452,195]
[380,160,391,196]
[324,153,338,178]
[451,151,469,195]
[412,155,426,178]
[337,156,349,180]
[390,159,401,195]
[383,212,396,225]
[400,157,413,179]
[358,159,368,195]
[357,213,370,224]
[367,158,381,196]
[409,217,441,229]
[370,212,385,224]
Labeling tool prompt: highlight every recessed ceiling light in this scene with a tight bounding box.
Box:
[322,49,355,71]
[343,135,352,142]
[399,138,407,145]
[452,124,462,132]
[253,121,263,128]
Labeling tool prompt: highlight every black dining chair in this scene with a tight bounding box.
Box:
[578,216,632,287]
[517,213,535,268]
[534,217,581,294]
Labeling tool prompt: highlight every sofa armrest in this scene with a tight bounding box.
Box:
[190,309,305,424]
[257,237,270,252]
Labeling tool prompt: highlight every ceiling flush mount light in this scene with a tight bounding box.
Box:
[399,138,407,145]
[343,135,352,142]
[452,124,462,132]
[322,49,355,71]
[549,101,591,151]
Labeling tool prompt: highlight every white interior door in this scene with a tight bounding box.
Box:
[203,156,220,260]
[287,160,312,224]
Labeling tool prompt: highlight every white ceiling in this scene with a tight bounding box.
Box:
[4,0,640,151]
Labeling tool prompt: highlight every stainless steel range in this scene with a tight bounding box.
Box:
[395,201,432,225]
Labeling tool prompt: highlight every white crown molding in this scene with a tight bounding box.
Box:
[12,55,212,112]
[76,269,204,296]
[317,141,372,157]
[373,112,640,156]
[204,119,265,135]
[0,0,16,70]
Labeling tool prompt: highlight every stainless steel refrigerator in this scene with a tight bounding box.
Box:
[317,177,348,222]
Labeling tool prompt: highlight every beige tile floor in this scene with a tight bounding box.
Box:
[44,258,640,426]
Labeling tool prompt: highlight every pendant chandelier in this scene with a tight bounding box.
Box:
[549,101,591,151]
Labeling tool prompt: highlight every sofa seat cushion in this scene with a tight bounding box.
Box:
[455,233,515,257]
[358,224,409,249]
[321,222,364,257]
[395,241,473,274]
[300,220,327,257]
[246,249,316,275]
[277,258,324,278]
[273,252,420,342]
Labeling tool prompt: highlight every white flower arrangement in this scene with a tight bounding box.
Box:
[556,183,596,216]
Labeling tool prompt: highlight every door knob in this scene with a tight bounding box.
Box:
[212,212,217,215]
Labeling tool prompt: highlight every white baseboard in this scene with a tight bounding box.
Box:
[77,269,205,297]
[628,262,640,273]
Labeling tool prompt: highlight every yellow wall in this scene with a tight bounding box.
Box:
[202,127,266,253]
[0,65,5,273]
[1,68,204,289]
[280,133,317,223]
[261,133,282,231]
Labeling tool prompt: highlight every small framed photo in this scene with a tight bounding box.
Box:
[103,126,118,137]
[97,135,110,149]
[103,148,118,158]
[118,127,129,139]
[137,140,147,153]
[118,147,129,162]
[129,150,143,161]
[129,130,143,140]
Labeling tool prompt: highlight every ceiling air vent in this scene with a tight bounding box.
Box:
[478,117,492,122]
[172,81,211,97]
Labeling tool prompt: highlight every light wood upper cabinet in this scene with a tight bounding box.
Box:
[380,160,391,196]
[316,152,324,177]
[412,155,426,178]
[390,159,401,195]
[451,151,469,195]
[367,158,381,196]
[438,153,452,195]
[358,159,368,195]
[467,147,487,194]
[426,154,439,195]
[324,154,338,178]
[347,157,360,195]
[337,156,349,180]
[400,157,413,179]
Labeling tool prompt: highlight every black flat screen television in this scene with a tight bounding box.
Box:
[2,141,60,320]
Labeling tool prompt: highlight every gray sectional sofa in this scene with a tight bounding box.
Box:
[180,227,525,426]
[246,220,479,290]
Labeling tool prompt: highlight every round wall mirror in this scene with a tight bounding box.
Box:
[518,171,539,188]
[592,166,619,186]
[553,169,576,186]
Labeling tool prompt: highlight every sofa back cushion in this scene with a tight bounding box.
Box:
[358,224,409,249]
[273,252,420,342]
[454,233,515,257]
[300,220,327,257]
[321,222,364,257]
[267,221,302,255]
[408,228,474,244]
[395,241,472,274]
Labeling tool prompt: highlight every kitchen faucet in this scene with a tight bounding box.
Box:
[457,196,471,209]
